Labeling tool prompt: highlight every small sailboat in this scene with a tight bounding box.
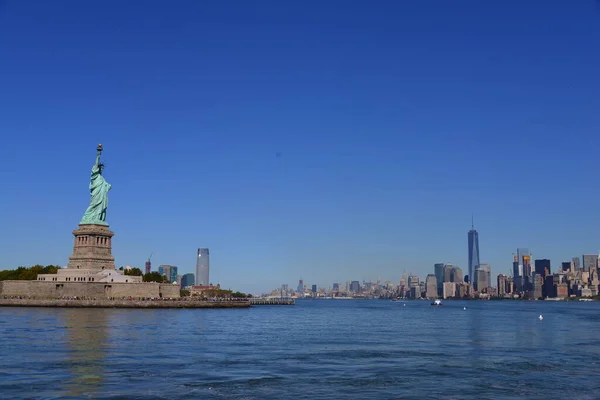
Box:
[538,314,543,320]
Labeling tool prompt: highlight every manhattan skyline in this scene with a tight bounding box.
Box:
[0,1,599,293]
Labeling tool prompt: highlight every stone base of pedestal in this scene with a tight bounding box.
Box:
[67,224,115,271]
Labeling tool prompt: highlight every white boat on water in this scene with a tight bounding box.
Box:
[431,299,442,306]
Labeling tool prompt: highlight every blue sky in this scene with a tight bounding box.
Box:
[0,1,599,293]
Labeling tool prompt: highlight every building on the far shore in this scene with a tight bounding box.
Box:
[425,274,437,298]
[442,282,456,299]
[195,248,210,286]
[158,265,178,283]
[181,273,195,288]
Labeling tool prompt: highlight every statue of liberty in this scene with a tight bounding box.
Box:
[80,144,111,225]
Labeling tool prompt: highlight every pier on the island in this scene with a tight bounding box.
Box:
[249,297,296,306]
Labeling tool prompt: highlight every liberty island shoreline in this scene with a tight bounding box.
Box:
[0,298,250,308]
[0,297,295,308]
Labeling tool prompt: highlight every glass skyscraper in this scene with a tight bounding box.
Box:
[181,273,195,288]
[468,221,480,285]
[195,248,210,286]
[158,264,178,283]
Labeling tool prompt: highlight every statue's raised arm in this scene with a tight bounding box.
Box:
[94,144,102,168]
[80,144,112,226]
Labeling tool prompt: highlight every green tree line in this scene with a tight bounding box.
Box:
[0,265,60,281]
[118,267,143,276]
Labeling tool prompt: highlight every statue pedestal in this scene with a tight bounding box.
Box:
[67,224,116,271]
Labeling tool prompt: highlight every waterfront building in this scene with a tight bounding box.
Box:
[408,275,419,288]
[468,220,480,286]
[452,266,463,283]
[350,281,360,293]
[582,254,596,273]
[181,273,195,288]
[544,275,556,297]
[517,248,531,278]
[158,265,178,283]
[532,273,543,299]
[311,284,317,294]
[474,265,490,292]
[409,286,420,299]
[497,274,507,297]
[332,283,340,292]
[534,259,551,277]
[434,263,445,294]
[297,279,304,294]
[442,282,456,299]
[556,283,568,298]
[456,282,468,298]
[425,274,437,298]
[480,264,491,288]
[195,248,210,286]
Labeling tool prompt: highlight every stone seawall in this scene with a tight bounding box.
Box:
[0,299,250,309]
[0,280,181,299]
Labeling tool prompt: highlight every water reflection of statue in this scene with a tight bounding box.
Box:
[61,309,108,397]
[80,144,111,225]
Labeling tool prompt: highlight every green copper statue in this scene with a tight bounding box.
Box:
[80,144,111,225]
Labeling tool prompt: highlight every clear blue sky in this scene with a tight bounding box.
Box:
[0,1,599,293]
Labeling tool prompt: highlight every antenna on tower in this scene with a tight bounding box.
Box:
[471,212,474,229]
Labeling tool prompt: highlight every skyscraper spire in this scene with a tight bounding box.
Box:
[471,213,474,229]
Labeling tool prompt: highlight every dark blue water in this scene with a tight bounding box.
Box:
[1,300,599,399]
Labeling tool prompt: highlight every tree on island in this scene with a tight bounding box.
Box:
[0,265,60,281]
[124,267,143,276]
[142,272,169,283]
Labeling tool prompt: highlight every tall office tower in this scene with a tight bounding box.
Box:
[478,264,491,289]
[332,283,340,292]
[434,263,446,293]
[452,267,464,283]
[582,254,596,273]
[181,273,195,288]
[145,259,151,275]
[311,284,317,294]
[572,257,581,271]
[468,218,480,286]
[497,274,507,296]
[408,275,420,288]
[561,262,571,272]
[517,248,531,277]
[534,259,551,277]
[350,281,360,293]
[443,265,454,284]
[425,274,438,298]
[399,271,407,287]
[158,265,178,283]
[512,254,519,277]
[195,248,210,286]
[297,279,304,294]
[474,266,489,292]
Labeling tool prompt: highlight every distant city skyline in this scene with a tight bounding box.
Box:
[1,2,599,294]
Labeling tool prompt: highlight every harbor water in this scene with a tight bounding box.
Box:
[1,300,599,399]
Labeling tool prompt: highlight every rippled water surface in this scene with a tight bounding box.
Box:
[1,300,599,399]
